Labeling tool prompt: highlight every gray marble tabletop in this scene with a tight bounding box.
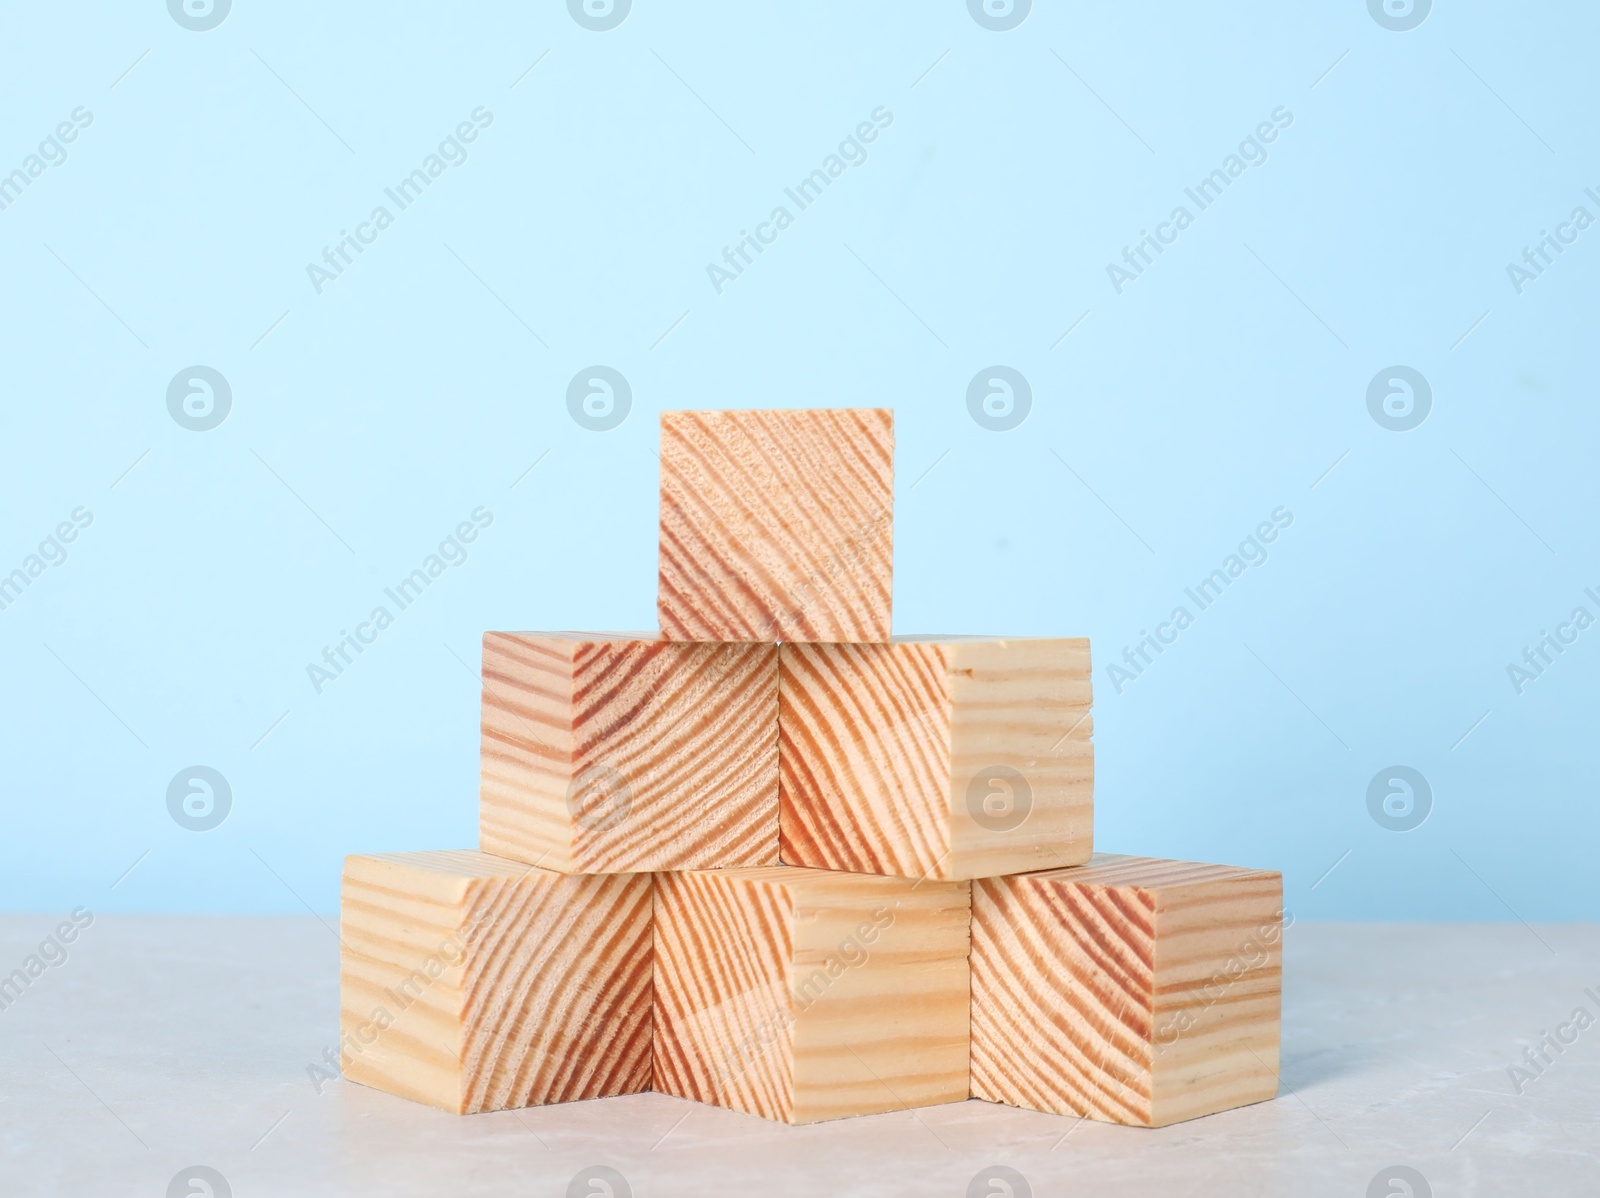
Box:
[1,917,1594,1197]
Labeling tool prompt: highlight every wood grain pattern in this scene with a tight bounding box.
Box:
[779,637,1093,881]
[970,854,1282,1127]
[339,850,652,1114]
[653,865,970,1124]
[479,633,779,873]
[658,408,893,643]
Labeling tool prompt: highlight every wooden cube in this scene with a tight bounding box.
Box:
[653,865,970,1124]
[339,850,652,1114]
[479,633,778,872]
[657,408,893,643]
[970,854,1282,1127]
[779,637,1093,881]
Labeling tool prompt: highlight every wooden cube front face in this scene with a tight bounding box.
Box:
[779,638,1093,881]
[657,408,893,643]
[653,866,971,1124]
[970,855,1282,1128]
[339,851,653,1114]
[479,633,779,872]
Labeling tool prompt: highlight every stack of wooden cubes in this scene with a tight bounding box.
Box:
[339,408,1283,1128]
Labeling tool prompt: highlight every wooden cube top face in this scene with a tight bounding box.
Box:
[779,638,1093,881]
[340,851,653,1114]
[653,866,970,1124]
[970,854,1282,1127]
[479,633,779,873]
[657,408,893,643]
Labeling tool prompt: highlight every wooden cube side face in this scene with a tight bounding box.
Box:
[779,642,952,880]
[658,409,893,643]
[970,875,1158,1126]
[1148,875,1282,1126]
[480,635,577,870]
[570,641,779,871]
[945,639,1094,880]
[652,872,796,1122]
[480,636,780,873]
[340,858,474,1113]
[457,871,654,1112]
[787,875,971,1123]
[341,857,654,1114]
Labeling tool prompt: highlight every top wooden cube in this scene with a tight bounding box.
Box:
[658,408,894,643]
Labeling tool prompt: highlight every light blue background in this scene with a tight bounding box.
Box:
[2,1,1595,921]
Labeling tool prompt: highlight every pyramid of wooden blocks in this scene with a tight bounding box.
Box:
[779,637,1093,880]
[969,854,1282,1127]
[653,865,971,1123]
[478,632,779,872]
[338,851,652,1113]
[336,404,1282,1133]
[658,408,893,643]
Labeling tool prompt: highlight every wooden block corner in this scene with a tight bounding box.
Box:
[970,853,1282,1127]
[339,849,653,1114]
[652,864,970,1124]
